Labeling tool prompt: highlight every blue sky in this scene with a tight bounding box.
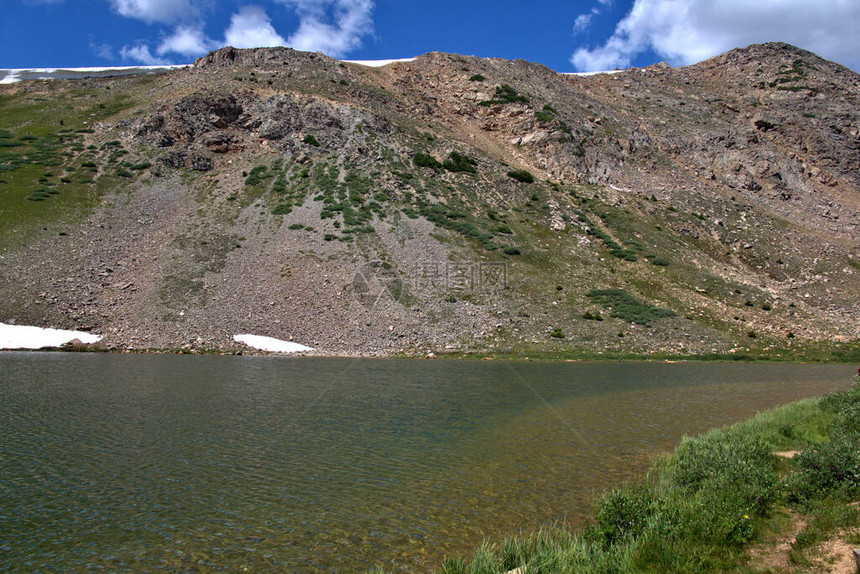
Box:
[2,0,859,72]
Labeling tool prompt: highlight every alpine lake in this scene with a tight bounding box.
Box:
[0,352,852,572]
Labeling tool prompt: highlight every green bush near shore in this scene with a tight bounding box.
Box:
[439,376,860,573]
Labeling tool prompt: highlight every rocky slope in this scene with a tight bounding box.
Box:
[0,42,857,357]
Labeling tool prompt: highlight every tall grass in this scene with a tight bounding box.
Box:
[439,376,860,573]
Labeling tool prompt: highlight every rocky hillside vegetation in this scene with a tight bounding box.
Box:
[0,42,857,357]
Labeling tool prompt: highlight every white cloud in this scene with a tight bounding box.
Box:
[158,25,218,56]
[573,8,599,34]
[90,36,117,61]
[225,5,286,49]
[571,0,860,72]
[110,0,196,24]
[278,0,374,56]
[120,42,173,65]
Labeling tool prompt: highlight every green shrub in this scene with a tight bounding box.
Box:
[442,151,477,173]
[244,165,269,186]
[534,111,555,124]
[586,288,677,325]
[507,169,535,183]
[793,431,860,499]
[591,485,655,547]
[26,189,53,201]
[650,257,670,266]
[549,328,565,339]
[288,223,305,230]
[302,134,320,147]
[469,74,486,82]
[503,246,521,255]
[271,204,292,215]
[492,84,528,104]
[129,161,151,170]
[820,380,860,415]
[792,381,860,500]
[413,152,441,169]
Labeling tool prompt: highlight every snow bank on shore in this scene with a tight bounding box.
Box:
[0,323,102,349]
[233,334,314,353]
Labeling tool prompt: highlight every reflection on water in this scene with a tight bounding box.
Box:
[0,353,852,572]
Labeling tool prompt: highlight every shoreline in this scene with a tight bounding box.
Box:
[437,376,860,573]
[2,344,859,364]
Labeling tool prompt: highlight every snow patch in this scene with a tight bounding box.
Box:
[341,58,416,68]
[0,323,102,349]
[563,69,626,77]
[233,334,314,353]
[0,65,188,84]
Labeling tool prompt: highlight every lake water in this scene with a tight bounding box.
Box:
[0,353,853,572]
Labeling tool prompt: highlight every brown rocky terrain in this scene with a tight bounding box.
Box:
[0,42,857,357]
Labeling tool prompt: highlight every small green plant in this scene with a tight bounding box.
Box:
[550,328,565,339]
[271,204,292,215]
[480,84,529,106]
[587,289,676,326]
[413,152,441,169]
[302,134,321,147]
[469,74,486,82]
[534,111,555,124]
[288,223,305,230]
[507,169,535,183]
[442,151,477,173]
[244,165,269,186]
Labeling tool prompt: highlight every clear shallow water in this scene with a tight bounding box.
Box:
[0,353,853,572]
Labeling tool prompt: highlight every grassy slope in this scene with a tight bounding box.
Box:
[438,376,860,573]
[0,77,152,247]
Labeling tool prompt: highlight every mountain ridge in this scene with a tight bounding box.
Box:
[0,42,857,357]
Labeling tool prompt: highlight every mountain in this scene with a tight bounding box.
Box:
[0,42,857,358]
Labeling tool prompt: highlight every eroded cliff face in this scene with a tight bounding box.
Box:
[0,43,857,356]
